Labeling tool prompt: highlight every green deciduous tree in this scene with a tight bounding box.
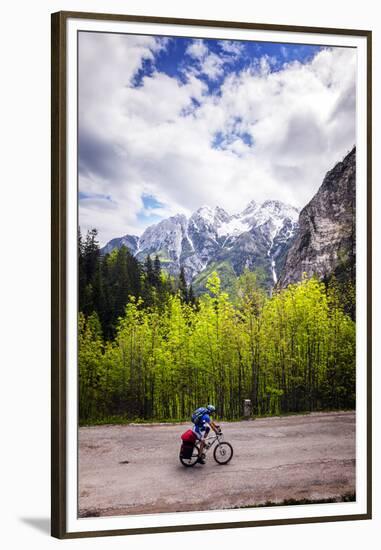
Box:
[78,262,356,425]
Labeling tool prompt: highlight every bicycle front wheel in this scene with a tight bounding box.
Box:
[213,442,233,465]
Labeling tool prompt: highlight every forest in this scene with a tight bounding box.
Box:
[78,229,356,425]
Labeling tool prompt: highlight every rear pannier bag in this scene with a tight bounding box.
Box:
[181,429,197,443]
[180,429,197,459]
[180,442,194,459]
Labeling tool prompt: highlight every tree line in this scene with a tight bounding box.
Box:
[79,228,195,340]
[78,229,356,425]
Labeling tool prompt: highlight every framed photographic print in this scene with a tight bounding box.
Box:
[51,11,372,539]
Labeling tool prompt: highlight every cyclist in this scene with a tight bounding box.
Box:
[192,404,221,464]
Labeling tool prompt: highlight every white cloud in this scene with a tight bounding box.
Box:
[218,40,245,56]
[185,38,238,82]
[185,39,208,60]
[78,35,356,246]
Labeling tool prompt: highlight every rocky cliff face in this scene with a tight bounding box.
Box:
[277,147,356,288]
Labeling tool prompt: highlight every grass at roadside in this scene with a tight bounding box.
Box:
[232,493,356,509]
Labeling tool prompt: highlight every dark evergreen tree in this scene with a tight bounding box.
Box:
[112,246,131,320]
[78,228,179,336]
[99,254,114,339]
[188,284,198,308]
[126,252,142,297]
[80,228,101,315]
[83,229,100,282]
[141,255,154,307]
[78,228,87,312]
[92,261,104,318]
[145,255,154,285]
[178,267,188,303]
[153,255,162,288]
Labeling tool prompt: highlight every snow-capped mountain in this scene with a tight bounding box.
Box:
[101,200,299,289]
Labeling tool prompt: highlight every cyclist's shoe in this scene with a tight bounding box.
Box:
[197,453,206,464]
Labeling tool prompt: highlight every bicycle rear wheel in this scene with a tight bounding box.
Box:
[213,442,233,464]
[180,444,200,467]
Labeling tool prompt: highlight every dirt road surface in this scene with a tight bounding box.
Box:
[78,411,355,517]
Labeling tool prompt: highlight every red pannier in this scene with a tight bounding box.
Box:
[180,429,197,459]
[181,429,197,443]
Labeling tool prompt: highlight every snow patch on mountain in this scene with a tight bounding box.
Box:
[218,217,251,238]
[101,199,300,287]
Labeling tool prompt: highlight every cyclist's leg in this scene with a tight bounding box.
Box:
[193,427,206,463]
[198,427,210,462]
[193,425,202,441]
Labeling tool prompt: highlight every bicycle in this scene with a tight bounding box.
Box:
[179,430,233,467]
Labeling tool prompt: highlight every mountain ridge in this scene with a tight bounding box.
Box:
[99,149,356,294]
[101,199,300,288]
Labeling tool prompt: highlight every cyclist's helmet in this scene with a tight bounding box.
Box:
[206,404,216,414]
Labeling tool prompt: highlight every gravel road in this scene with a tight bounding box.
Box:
[78,411,355,517]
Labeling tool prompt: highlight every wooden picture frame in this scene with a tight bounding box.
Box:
[51,10,372,539]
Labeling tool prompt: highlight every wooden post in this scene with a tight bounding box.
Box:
[243,399,252,419]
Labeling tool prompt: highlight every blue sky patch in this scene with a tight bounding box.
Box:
[129,35,323,95]
[142,194,164,210]
[137,194,165,225]
[212,119,254,151]
[79,191,113,202]
[131,58,155,87]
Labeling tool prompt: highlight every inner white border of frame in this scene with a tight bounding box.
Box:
[66,16,368,534]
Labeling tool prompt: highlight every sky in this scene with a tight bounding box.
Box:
[78,31,356,246]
